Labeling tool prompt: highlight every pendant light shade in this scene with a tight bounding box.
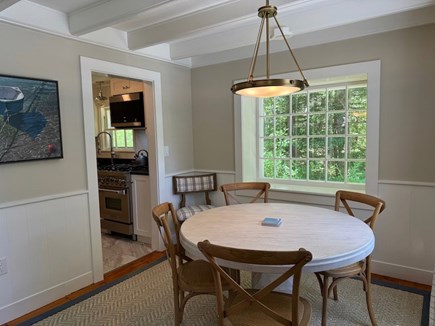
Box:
[94,81,108,107]
[231,1,309,98]
[232,79,305,98]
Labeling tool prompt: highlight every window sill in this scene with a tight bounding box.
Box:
[268,183,364,206]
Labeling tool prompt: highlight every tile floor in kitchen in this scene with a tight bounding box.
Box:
[102,232,153,273]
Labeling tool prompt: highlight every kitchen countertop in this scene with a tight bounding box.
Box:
[96,158,149,175]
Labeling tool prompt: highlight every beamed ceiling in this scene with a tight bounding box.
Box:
[1,0,434,67]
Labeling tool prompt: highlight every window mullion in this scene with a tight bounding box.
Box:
[255,77,367,189]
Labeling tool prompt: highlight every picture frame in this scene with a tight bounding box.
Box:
[0,74,63,164]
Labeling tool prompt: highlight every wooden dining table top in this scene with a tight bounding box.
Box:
[179,203,374,273]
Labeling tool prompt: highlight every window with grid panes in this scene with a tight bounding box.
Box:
[259,82,367,187]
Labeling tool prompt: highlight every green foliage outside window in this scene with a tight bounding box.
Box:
[112,129,134,148]
[259,84,367,184]
[102,107,134,150]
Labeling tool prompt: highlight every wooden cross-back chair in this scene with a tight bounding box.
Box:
[172,173,217,222]
[152,202,221,326]
[315,190,386,326]
[220,182,271,205]
[198,240,313,326]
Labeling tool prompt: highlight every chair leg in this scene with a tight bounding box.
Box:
[321,275,330,326]
[365,258,377,326]
[173,286,181,326]
[365,284,377,326]
[332,277,338,300]
[315,272,324,293]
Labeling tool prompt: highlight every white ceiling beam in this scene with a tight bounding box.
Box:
[189,4,435,68]
[113,0,236,31]
[127,0,292,51]
[68,0,172,36]
[169,0,435,60]
[0,0,20,12]
[0,1,70,34]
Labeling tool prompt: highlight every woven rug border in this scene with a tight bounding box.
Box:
[19,257,430,326]
[371,278,430,326]
[18,255,167,326]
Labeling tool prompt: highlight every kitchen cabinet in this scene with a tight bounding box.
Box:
[131,174,152,243]
[110,78,144,95]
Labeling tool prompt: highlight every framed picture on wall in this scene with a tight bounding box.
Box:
[0,74,63,164]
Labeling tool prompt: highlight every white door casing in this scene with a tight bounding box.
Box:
[80,56,165,282]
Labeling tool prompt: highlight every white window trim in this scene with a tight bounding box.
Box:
[234,61,381,200]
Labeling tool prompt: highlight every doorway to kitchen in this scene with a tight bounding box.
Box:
[92,72,150,273]
[80,56,165,283]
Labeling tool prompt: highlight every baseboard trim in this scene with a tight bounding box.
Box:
[136,235,151,244]
[372,259,433,285]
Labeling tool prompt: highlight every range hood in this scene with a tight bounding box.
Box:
[109,92,145,128]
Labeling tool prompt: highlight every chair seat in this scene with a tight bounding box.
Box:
[318,260,365,278]
[227,289,312,326]
[176,205,215,222]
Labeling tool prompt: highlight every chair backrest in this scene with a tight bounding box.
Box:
[172,173,217,208]
[220,182,271,205]
[198,240,312,326]
[335,190,386,229]
[152,202,184,272]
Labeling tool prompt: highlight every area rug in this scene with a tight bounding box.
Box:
[21,257,430,326]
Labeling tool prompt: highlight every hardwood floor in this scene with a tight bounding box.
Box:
[3,252,431,326]
[372,273,431,292]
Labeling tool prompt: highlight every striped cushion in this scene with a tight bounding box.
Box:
[176,205,215,222]
[174,175,215,193]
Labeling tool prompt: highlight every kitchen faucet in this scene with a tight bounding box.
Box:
[95,131,115,169]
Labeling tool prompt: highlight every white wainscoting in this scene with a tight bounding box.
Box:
[374,181,435,285]
[0,192,94,324]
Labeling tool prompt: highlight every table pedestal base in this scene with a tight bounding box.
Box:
[252,272,293,294]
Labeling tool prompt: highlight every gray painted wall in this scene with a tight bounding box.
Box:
[191,23,435,183]
[0,22,194,204]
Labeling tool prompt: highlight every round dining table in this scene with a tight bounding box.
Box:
[179,203,374,275]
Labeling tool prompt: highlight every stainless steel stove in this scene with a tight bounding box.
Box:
[98,169,131,188]
[98,168,134,238]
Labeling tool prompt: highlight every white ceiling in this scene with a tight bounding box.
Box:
[1,0,435,68]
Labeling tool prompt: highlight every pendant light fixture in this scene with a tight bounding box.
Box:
[94,81,108,107]
[231,0,309,98]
